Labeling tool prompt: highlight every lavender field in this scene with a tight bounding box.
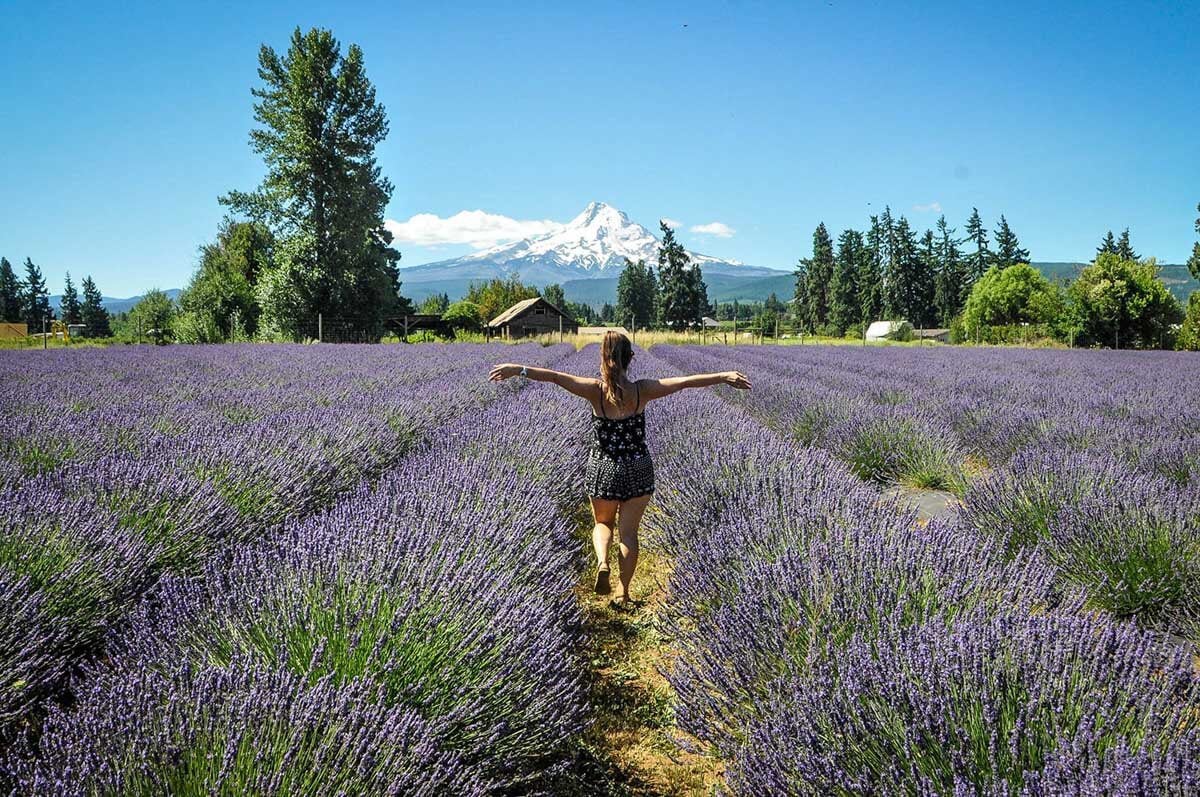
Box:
[2,343,1199,794]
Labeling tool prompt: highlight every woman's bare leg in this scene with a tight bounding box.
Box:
[591,498,619,594]
[616,494,652,601]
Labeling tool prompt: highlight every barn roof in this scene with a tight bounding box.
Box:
[487,297,573,328]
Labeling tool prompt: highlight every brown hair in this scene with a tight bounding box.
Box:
[599,331,633,408]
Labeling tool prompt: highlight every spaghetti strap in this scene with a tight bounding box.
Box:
[635,381,641,414]
[598,385,608,418]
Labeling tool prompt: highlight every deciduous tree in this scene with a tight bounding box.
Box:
[1068,253,1182,349]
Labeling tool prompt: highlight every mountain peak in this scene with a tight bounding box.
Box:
[402,201,774,287]
[569,201,628,229]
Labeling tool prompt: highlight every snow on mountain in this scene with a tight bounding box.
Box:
[400,201,783,285]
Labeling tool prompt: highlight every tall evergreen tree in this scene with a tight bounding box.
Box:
[829,229,864,334]
[60,272,82,325]
[1116,228,1138,262]
[913,229,939,327]
[687,263,710,323]
[616,258,659,331]
[1189,203,1200,282]
[81,277,112,336]
[885,217,924,322]
[0,257,21,323]
[992,215,1030,267]
[221,27,407,341]
[933,215,967,326]
[860,215,885,323]
[799,223,835,328]
[656,222,695,331]
[21,258,52,329]
[80,275,112,337]
[1096,230,1118,259]
[792,259,812,332]
[964,208,990,284]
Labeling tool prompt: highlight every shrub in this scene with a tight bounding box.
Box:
[733,613,1200,794]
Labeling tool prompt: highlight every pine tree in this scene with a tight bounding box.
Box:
[792,259,811,332]
[687,264,710,323]
[964,208,990,284]
[829,229,864,334]
[860,215,884,324]
[617,258,659,331]
[886,217,922,322]
[1189,203,1200,282]
[221,27,405,341]
[80,275,112,337]
[915,229,938,327]
[21,258,52,329]
[932,215,966,326]
[0,257,21,323]
[1096,230,1118,260]
[657,222,695,331]
[60,272,82,324]
[800,223,835,329]
[1116,228,1138,261]
[992,215,1030,267]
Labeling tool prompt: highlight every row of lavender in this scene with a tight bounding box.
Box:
[637,346,1200,793]
[656,345,1200,640]
[0,344,572,748]
[4,347,601,793]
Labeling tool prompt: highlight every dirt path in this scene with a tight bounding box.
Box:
[554,512,725,796]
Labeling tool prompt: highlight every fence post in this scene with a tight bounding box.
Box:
[559,313,563,343]
[318,313,323,343]
[43,316,47,350]
[732,316,737,345]
[774,316,779,342]
[403,315,409,343]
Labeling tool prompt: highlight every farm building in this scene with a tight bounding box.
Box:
[865,320,911,341]
[913,328,950,343]
[578,325,629,337]
[487,297,578,339]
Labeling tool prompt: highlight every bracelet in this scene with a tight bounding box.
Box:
[519,366,528,378]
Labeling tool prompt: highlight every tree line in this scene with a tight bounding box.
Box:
[0,256,112,337]
[792,206,1200,350]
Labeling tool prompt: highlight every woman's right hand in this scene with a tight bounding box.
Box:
[724,371,752,390]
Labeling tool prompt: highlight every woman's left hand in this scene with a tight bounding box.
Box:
[489,363,520,381]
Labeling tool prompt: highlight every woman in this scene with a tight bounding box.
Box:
[489,331,751,604]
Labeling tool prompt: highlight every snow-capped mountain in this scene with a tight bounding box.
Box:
[399,201,783,286]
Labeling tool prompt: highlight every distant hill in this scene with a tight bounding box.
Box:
[49,289,182,315]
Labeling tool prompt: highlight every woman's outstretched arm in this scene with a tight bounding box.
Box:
[488,362,601,401]
[639,371,751,402]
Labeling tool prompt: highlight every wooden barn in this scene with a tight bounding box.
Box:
[487,297,578,340]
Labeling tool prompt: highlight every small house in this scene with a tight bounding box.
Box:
[488,297,579,340]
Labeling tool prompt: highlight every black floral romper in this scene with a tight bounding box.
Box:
[585,381,655,501]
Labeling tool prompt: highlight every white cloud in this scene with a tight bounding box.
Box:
[385,210,563,249]
[690,221,736,238]
[913,202,942,213]
[660,217,683,229]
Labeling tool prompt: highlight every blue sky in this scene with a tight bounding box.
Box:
[1,0,1198,297]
